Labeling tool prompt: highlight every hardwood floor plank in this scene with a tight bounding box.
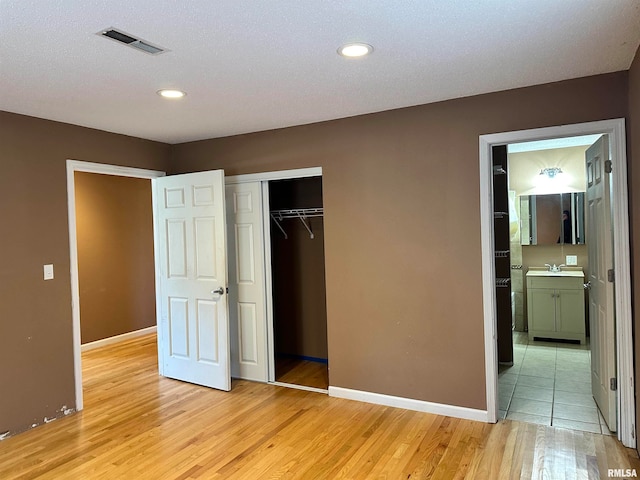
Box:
[275,357,329,390]
[1,333,639,479]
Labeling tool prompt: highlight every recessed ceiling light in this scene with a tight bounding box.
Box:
[338,43,373,58]
[157,89,186,99]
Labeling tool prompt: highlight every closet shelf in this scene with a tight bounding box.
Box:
[271,208,324,239]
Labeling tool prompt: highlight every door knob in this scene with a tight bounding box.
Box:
[211,287,225,295]
[584,281,591,290]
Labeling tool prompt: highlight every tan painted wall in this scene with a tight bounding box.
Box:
[0,67,634,438]
[628,45,640,456]
[75,172,156,344]
[0,111,170,436]
[171,72,628,410]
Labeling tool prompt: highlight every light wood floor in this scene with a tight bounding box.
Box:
[1,334,639,479]
[276,356,329,390]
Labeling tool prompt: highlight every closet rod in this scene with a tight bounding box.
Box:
[270,208,323,240]
[271,208,323,218]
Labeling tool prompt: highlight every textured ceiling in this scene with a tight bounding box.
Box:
[1,1,639,144]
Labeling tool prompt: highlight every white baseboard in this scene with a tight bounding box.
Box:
[328,386,489,423]
[81,326,157,352]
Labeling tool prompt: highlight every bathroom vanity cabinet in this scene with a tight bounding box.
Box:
[526,271,585,344]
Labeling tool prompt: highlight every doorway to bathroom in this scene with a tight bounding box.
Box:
[497,134,610,433]
[479,119,635,449]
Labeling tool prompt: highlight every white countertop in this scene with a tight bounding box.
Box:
[526,269,584,278]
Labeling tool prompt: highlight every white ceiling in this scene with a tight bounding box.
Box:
[2,1,639,144]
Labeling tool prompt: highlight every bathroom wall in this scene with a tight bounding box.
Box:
[522,244,589,269]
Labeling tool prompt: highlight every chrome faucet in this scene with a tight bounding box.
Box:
[545,263,565,272]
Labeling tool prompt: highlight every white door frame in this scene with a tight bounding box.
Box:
[225,167,325,392]
[479,118,635,448]
[66,160,165,411]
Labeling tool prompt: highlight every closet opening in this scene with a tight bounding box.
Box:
[268,176,328,391]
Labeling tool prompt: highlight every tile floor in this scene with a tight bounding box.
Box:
[498,332,613,435]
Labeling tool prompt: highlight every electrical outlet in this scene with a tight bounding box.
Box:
[566,255,578,266]
[43,264,54,280]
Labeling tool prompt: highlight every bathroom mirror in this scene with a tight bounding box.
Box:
[520,192,585,245]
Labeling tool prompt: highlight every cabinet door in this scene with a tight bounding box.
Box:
[557,289,585,334]
[529,289,557,332]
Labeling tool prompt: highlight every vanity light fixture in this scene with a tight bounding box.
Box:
[157,89,186,99]
[540,167,563,178]
[338,42,373,58]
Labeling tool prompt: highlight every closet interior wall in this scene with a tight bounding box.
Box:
[269,177,328,366]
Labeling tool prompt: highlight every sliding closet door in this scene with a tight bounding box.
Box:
[225,182,268,382]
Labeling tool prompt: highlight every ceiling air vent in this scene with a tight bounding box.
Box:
[98,28,167,55]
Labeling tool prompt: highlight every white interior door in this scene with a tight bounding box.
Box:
[586,135,616,430]
[226,182,268,382]
[153,170,231,391]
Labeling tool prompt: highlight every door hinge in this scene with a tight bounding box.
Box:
[605,159,613,173]
[608,269,615,283]
[610,377,617,391]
